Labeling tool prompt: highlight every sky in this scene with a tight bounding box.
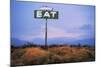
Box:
[11,0,95,45]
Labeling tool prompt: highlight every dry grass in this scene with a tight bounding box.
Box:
[11,46,95,66]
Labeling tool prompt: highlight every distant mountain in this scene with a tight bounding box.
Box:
[75,38,95,45]
[11,37,95,46]
[48,38,95,45]
[31,37,95,45]
[11,38,27,46]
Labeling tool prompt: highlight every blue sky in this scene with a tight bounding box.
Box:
[11,0,95,45]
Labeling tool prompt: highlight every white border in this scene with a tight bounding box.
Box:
[0,0,10,67]
[16,0,95,5]
[20,62,96,67]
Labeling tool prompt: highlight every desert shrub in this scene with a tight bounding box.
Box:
[21,48,49,65]
[48,46,72,56]
[11,48,26,59]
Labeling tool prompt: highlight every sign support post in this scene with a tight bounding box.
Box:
[34,7,58,50]
[45,18,48,50]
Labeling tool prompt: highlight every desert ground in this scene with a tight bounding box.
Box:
[11,44,95,66]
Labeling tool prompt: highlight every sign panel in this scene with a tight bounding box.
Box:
[34,10,58,19]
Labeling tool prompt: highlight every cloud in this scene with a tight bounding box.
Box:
[47,26,81,39]
[17,25,89,41]
[14,20,94,41]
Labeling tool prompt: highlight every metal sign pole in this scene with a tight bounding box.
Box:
[34,7,58,50]
[45,18,48,50]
